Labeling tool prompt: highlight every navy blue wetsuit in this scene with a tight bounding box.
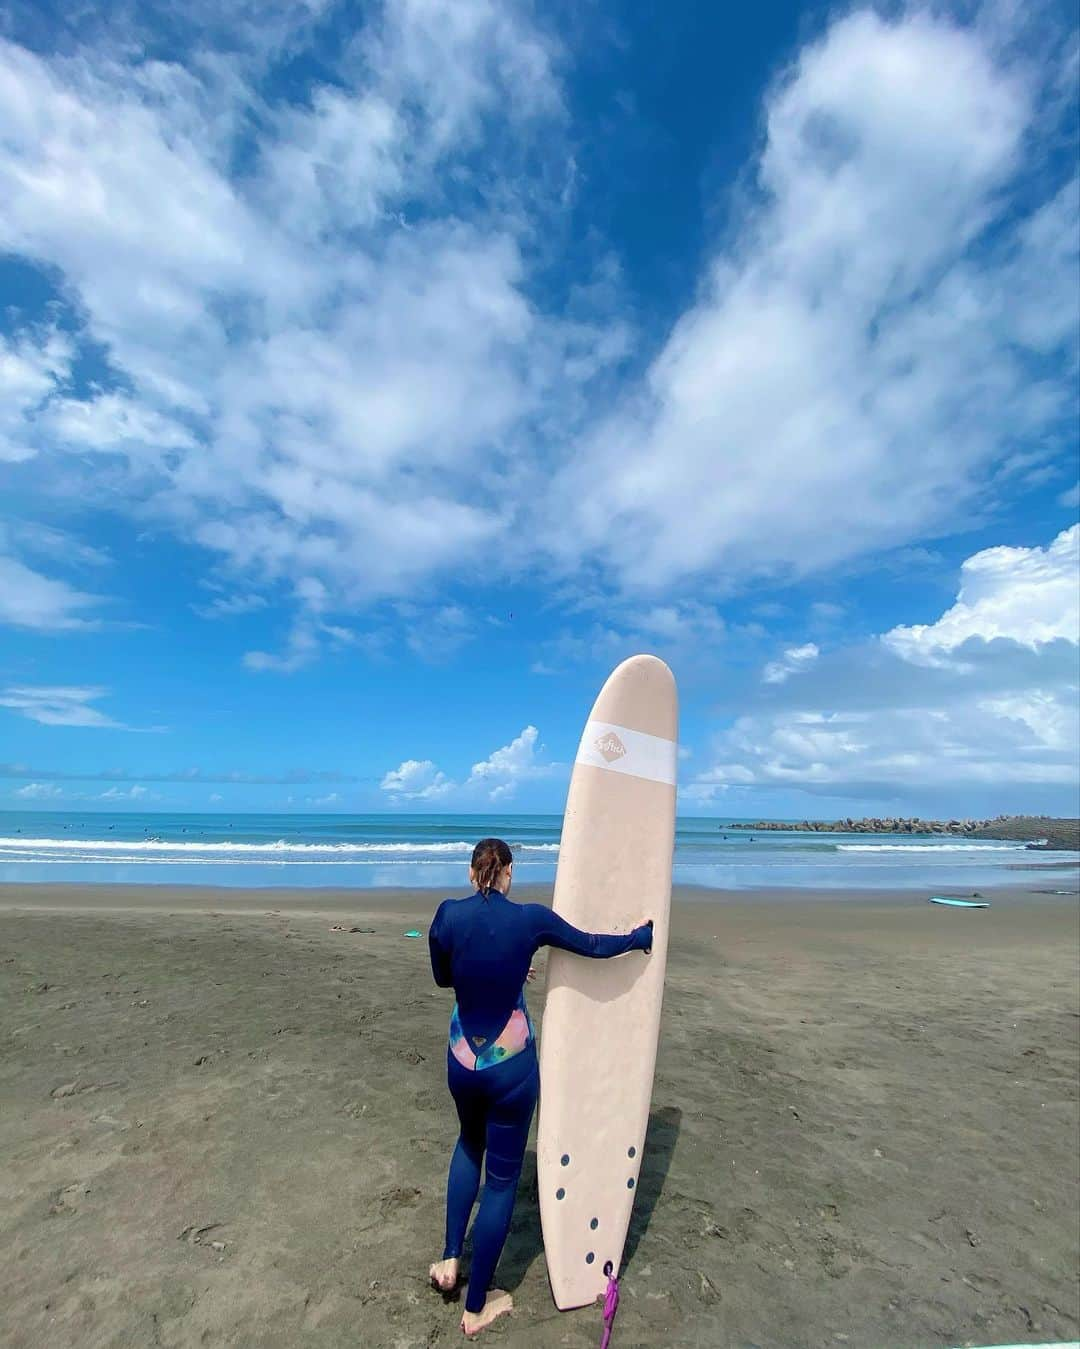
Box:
[429,890,651,1315]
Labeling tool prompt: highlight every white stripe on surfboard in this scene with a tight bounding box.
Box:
[575,720,677,786]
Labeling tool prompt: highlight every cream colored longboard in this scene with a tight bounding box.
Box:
[538,654,678,1310]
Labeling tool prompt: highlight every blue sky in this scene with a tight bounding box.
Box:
[1,0,1077,818]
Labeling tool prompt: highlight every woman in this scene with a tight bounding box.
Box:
[428,837,653,1337]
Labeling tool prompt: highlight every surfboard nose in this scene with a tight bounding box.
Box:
[591,655,678,741]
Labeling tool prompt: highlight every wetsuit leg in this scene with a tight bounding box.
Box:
[461,1047,539,1315]
[443,1052,486,1261]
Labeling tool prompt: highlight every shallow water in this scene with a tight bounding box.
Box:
[1,810,1075,891]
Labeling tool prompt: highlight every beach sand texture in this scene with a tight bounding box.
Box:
[1,884,1077,1348]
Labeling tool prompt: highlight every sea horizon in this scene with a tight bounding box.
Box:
[2,809,1075,893]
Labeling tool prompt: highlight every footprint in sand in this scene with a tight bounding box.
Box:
[50,1079,121,1099]
[178,1221,229,1253]
[379,1186,421,1215]
[48,1182,90,1216]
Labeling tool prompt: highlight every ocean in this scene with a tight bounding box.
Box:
[1,811,1074,893]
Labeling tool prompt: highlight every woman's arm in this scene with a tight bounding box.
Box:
[526,904,651,959]
[428,901,454,987]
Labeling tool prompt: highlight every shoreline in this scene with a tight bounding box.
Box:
[1,877,1077,917]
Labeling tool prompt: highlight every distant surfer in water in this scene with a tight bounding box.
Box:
[428,837,653,1336]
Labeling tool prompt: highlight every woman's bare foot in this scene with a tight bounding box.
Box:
[429,1257,459,1292]
[461,1290,513,1337]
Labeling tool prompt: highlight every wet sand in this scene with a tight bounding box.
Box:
[1,883,1077,1348]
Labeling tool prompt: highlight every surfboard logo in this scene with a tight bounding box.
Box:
[594,731,627,763]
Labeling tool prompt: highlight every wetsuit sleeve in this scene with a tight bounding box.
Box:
[428,901,454,988]
[526,905,651,959]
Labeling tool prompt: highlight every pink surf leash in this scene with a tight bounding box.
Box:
[599,1265,619,1349]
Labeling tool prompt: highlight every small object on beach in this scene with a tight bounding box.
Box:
[179,1221,225,1246]
[349,926,376,934]
[194,1055,210,1066]
[403,929,422,938]
[928,897,989,909]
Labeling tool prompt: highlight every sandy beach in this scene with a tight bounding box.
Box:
[1,882,1077,1349]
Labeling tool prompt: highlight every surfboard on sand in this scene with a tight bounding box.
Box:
[929,897,990,909]
[538,654,678,1311]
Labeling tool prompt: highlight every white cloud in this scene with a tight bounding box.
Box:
[308,791,341,806]
[545,10,1078,591]
[0,554,103,631]
[533,599,729,678]
[691,697,1078,798]
[192,591,269,619]
[1059,483,1080,510]
[466,725,555,799]
[403,604,473,662]
[243,612,366,671]
[884,525,1080,667]
[98,784,156,800]
[381,724,558,803]
[14,781,64,799]
[243,622,321,673]
[209,792,223,803]
[0,763,351,785]
[690,528,1080,802]
[0,5,1074,646]
[5,520,112,569]
[0,6,586,642]
[380,758,453,800]
[0,685,122,727]
[0,327,73,462]
[763,642,820,684]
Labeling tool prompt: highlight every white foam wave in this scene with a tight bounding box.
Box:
[0,836,559,857]
[837,842,1027,853]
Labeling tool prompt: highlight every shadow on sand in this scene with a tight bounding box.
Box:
[497,1104,682,1296]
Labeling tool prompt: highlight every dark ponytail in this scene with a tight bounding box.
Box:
[471,837,513,897]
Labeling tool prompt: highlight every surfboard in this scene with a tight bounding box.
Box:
[538,654,678,1311]
[929,897,990,909]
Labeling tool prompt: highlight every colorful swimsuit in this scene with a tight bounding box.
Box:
[449,989,536,1071]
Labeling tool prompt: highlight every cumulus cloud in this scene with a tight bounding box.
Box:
[884,525,1080,666]
[466,725,555,799]
[691,697,1078,799]
[763,643,820,684]
[380,758,452,800]
[689,527,1080,803]
[0,685,122,727]
[381,724,559,803]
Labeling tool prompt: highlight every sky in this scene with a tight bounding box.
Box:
[0,0,1078,819]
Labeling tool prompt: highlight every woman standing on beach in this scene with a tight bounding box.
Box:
[428,837,653,1337]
